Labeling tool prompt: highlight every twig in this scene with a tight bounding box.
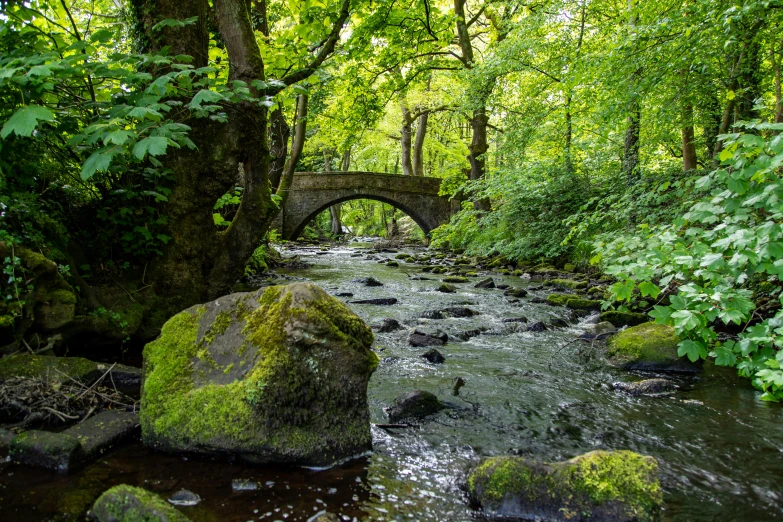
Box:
[108,274,137,303]
[76,363,116,400]
[42,406,80,421]
[21,338,34,354]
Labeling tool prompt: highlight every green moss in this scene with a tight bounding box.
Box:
[563,263,576,272]
[565,298,602,310]
[142,284,376,464]
[468,451,661,521]
[386,261,399,267]
[546,293,573,306]
[47,288,77,305]
[548,278,587,290]
[91,484,192,522]
[599,310,650,327]
[438,283,457,293]
[201,310,233,347]
[567,450,662,519]
[606,322,678,363]
[442,276,468,283]
[0,354,98,383]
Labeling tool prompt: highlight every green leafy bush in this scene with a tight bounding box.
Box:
[593,123,783,401]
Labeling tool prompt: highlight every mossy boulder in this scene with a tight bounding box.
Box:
[467,450,662,521]
[599,311,650,327]
[9,430,84,473]
[140,282,378,467]
[566,298,602,311]
[548,278,587,290]
[34,288,77,330]
[606,323,701,373]
[547,293,574,306]
[91,484,192,522]
[442,276,469,283]
[437,283,457,293]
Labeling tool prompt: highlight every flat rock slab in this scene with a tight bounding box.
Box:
[64,409,140,460]
[9,410,139,473]
[10,430,84,473]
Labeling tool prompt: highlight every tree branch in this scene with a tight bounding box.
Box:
[279,0,351,87]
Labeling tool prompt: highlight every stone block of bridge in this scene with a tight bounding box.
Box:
[272,172,457,240]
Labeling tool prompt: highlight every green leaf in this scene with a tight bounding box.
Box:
[710,342,737,366]
[188,89,224,108]
[133,137,169,159]
[81,152,112,180]
[1,105,55,138]
[678,339,707,362]
[104,130,135,146]
[638,281,660,298]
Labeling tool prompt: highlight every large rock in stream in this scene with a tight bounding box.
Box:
[140,283,379,466]
[91,484,192,522]
[606,323,701,373]
[468,450,662,521]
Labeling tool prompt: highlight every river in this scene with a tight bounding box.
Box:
[1,243,782,521]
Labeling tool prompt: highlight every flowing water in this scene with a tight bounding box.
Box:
[2,244,782,521]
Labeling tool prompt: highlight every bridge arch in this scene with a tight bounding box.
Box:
[290,194,433,240]
[272,172,457,240]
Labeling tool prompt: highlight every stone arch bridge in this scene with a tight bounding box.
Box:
[272,172,459,240]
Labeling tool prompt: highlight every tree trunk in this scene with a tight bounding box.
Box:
[269,107,290,190]
[622,106,640,186]
[701,92,721,161]
[773,38,783,124]
[681,70,697,171]
[139,0,277,305]
[681,105,697,171]
[400,102,414,176]
[413,111,429,176]
[469,108,490,211]
[564,92,574,175]
[330,205,342,235]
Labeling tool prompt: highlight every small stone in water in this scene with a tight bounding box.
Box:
[168,488,201,506]
[232,479,259,491]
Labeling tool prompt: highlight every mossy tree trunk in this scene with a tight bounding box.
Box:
[130,0,350,308]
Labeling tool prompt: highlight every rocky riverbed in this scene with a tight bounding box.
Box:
[1,243,782,521]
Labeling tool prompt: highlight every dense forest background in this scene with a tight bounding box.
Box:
[1,0,783,399]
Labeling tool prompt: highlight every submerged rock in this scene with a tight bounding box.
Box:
[385,390,445,422]
[527,321,548,332]
[503,316,528,323]
[440,307,478,318]
[420,348,445,364]
[140,282,378,467]
[613,378,675,396]
[350,298,398,305]
[585,321,617,336]
[420,310,445,319]
[437,283,457,293]
[606,323,701,373]
[474,277,495,289]
[504,288,528,298]
[374,318,403,332]
[352,277,383,287]
[467,450,662,521]
[408,328,448,347]
[91,484,192,522]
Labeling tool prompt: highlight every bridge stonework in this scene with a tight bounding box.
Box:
[271,172,458,240]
